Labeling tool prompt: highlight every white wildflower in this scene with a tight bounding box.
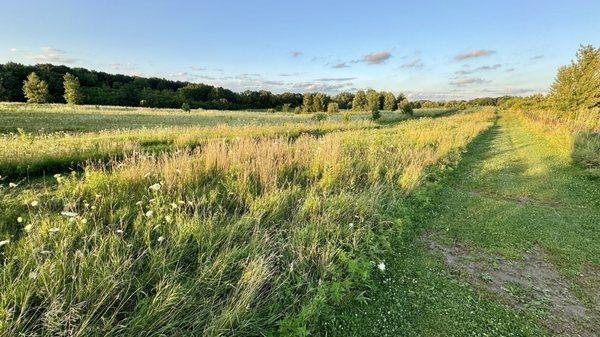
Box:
[49,227,60,233]
[30,200,39,207]
[17,217,23,223]
[80,218,88,224]
[0,239,10,247]
[136,201,143,206]
[349,222,354,228]
[24,224,33,232]
[165,215,172,223]
[28,271,38,279]
[157,236,165,243]
[9,182,18,188]
[377,262,386,271]
[145,210,154,218]
[60,211,78,217]
[116,229,124,234]
[149,183,161,191]
[170,202,178,209]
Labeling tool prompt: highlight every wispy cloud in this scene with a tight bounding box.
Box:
[400,59,424,69]
[362,51,392,65]
[30,47,76,64]
[190,66,206,71]
[449,77,491,86]
[530,55,544,60]
[290,51,302,57]
[454,49,496,61]
[314,77,356,82]
[331,62,350,69]
[455,63,501,75]
[9,48,17,52]
[505,68,515,72]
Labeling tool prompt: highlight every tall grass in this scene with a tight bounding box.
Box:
[0,108,495,336]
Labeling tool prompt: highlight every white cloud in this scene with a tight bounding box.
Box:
[454,49,496,61]
[362,51,392,65]
[30,47,76,64]
[449,77,491,86]
[9,48,17,52]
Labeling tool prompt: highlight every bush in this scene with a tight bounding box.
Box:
[282,104,291,113]
[327,102,339,113]
[294,107,302,114]
[267,108,275,113]
[371,107,381,120]
[573,132,600,168]
[312,112,327,121]
[181,102,191,112]
[397,100,413,115]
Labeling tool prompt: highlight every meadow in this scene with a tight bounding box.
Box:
[0,105,491,336]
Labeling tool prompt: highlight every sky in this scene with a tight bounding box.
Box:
[1,0,599,100]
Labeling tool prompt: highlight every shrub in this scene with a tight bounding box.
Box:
[23,72,49,103]
[181,102,191,112]
[267,108,275,113]
[573,132,600,168]
[312,112,327,121]
[327,102,339,113]
[282,103,291,113]
[294,107,302,114]
[371,107,381,120]
[398,100,413,115]
[342,112,351,123]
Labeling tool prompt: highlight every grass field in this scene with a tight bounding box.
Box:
[0,104,487,336]
[1,103,598,336]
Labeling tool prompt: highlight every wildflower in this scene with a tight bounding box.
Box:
[0,239,10,247]
[145,210,154,218]
[53,173,62,181]
[170,202,178,209]
[30,200,39,207]
[95,194,101,199]
[377,262,386,271]
[165,215,172,223]
[28,271,38,279]
[60,211,78,217]
[149,183,161,191]
[24,224,33,232]
[17,217,23,223]
[157,236,165,243]
[80,218,88,224]
[136,201,143,206]
[49,227,60,233]
[116,229,124,234]
[349,222,354,228]
[9,182,18,188]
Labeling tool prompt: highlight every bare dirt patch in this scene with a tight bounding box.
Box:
[421,233,599,337]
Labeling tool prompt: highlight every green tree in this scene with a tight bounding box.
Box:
[383,92,396,111]
[63,73,82,105]
[23,72,49,103]
[327,102,339,113]
[550,45,600,113]
[181,102,191,112]
[352,90,367,111]
[398,99,413,115]
[333,92,354,109]
[302,92,314,113]
[366,89,381,112]
[312,92,327,112]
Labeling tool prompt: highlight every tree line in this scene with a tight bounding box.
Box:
[1,62,513,112]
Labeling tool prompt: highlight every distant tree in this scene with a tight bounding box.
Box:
[352,90,367,111]
[312,92,328,112]
[23,72,49,103]
[366,89,381,112]
[398,99,413,115]
[550,45,600,113]
[383,92,396,111]
[333,91,354,109]
[282,103,291,112]
[327,102,339,113]
[302,92,314,112]
[63,73,82,105]
[181,102,191,112]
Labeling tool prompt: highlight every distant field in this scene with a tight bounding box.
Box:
[0,102,451,133]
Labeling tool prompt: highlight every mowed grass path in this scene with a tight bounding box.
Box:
[322,112,600,336]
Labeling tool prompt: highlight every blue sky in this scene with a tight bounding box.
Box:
[1,0,599,99]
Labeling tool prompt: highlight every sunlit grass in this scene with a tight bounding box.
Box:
[0,108,494,336]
